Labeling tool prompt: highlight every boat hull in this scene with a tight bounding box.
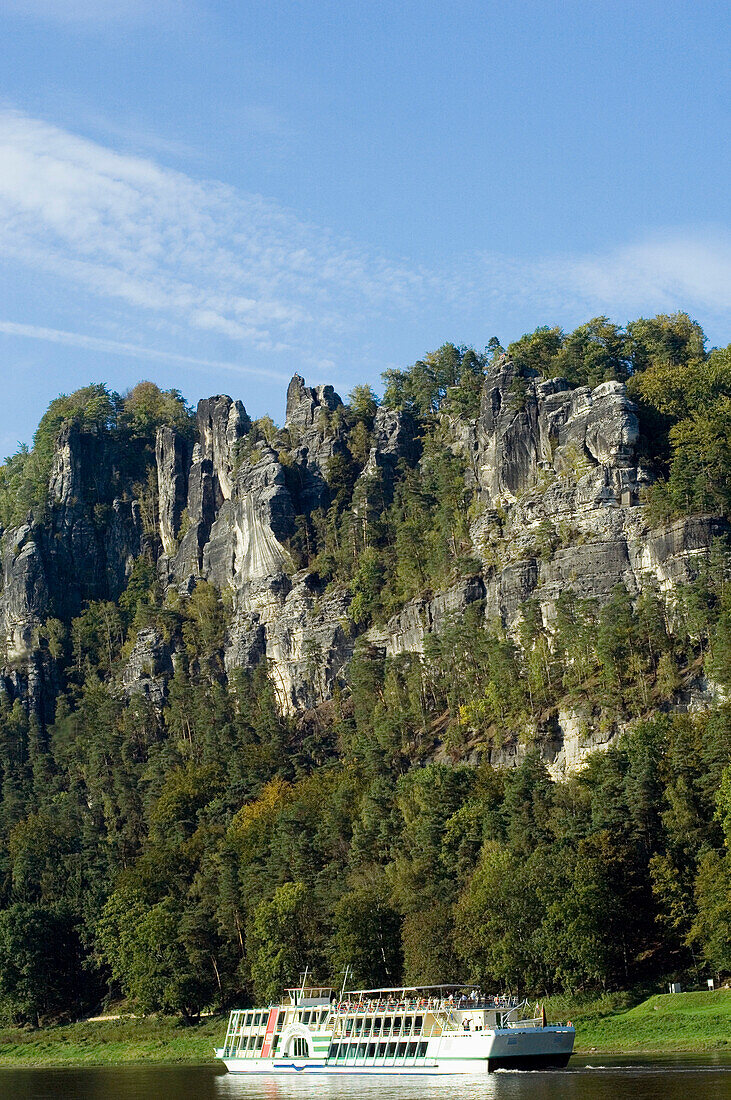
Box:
[218,1025,575,1075]
[488,1052,572,1070]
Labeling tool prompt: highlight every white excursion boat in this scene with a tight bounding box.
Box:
[216,982,575,1075]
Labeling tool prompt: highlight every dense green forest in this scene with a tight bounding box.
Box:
[0,314,729,1025]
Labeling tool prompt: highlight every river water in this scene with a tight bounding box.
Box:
[0,1058,730,1100]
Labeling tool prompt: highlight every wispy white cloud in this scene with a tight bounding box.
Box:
[0,108,728,386]
[468,232,731,329]
[0,109,431,361]
[541,232,731,319]
[0,320,292,382]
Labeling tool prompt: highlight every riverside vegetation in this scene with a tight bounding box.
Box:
[0,991,729,1067]
[0,313,729,1044]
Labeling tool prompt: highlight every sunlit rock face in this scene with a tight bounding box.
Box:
[0,365,726,763]
[475,364,641,508]
[284,374,348,515]
[156,426,190,557]
[358,406,420,506]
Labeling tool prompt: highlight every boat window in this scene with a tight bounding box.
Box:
[302,1011,311,1025]
[397,1042,407,1058]
[418,1042,428,1057]
[365,1016,373,1033]
[367,1043,376,1058]
[383,1016,392,1034]
[414,1015,423,1030]
[408,1042,418,1057]
[393,1016,402,1032]
[387,1042,397,1057]
[372,1016,382,1034]
[329,1043,339,1060]
[358,1042,367,1058]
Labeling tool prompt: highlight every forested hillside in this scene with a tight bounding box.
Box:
[0,312,729,1024]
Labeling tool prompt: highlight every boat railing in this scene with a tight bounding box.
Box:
[504,1015,544,1029]
[331,995,519,1015]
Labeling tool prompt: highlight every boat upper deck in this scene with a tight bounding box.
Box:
[333,985,519,1016]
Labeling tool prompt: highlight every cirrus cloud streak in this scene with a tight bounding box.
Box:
[0,108,729,385]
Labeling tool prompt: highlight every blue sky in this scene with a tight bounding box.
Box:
[0,0,729,453]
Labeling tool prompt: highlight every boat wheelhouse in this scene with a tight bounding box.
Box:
[216,982,575,1074]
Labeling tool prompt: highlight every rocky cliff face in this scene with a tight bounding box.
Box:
[0,361,725,767]
[0,422,144,720]
[466,363,723,622]
[368,365,723,661]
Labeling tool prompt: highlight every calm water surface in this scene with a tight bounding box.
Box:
[0,1058,729,1100]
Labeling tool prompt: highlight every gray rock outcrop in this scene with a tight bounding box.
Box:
[357,406,420,505]
[156,427,190,556]
[284,374,347,514]
[1,364,726,771]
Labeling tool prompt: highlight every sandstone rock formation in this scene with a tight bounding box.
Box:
[0,361,725,770]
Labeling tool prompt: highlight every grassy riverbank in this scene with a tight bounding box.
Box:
[0,991,728,1067]
[548,990,731,1054]
[0,1014,223,1067]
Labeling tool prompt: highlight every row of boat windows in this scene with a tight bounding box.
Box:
[299,1010,329,1027]
[329,1042,429,1061]
[234,1009,329,1032]
[235,1012,268,1029]
[235,1035,265,1053]
[340,1015,424,1037]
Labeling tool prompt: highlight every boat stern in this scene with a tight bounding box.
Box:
[487,1025,575,1070]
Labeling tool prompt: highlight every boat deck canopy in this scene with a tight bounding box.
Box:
[343,984,467,995]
